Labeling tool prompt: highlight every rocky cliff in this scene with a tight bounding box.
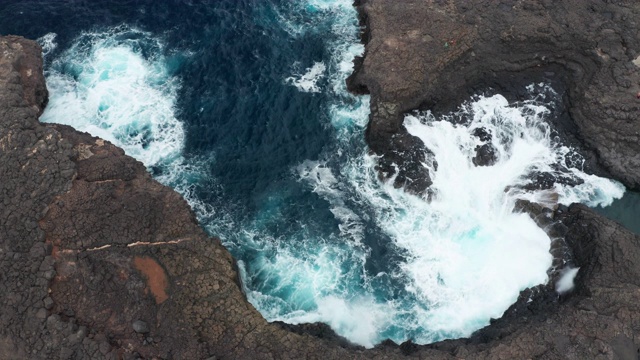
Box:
[348,0,640,194]
[0,36,372,360]
[1,0,640,358]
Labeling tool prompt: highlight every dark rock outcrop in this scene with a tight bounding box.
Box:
[0,35,376,360]
[348,0,640,192]
[2,1,640,356]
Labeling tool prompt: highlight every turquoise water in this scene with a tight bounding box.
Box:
[0,0,630,347]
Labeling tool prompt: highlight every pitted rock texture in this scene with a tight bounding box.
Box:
[1,30,640,360]
[348,0,640,192]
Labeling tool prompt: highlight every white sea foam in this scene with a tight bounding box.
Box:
[378,90,621,341]
[266,85,625,347]
[556,173,624,207]
[296,160,364,242]
[38,0,626,349]
[280,295,389,348]
[286,61,326,93]
[38,27,226,235]
[36,32,58,58]
[556,267,579,294]
[40,26,184,169]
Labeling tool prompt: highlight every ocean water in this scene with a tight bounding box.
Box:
[0,0,630,348]
[595,191,640,234]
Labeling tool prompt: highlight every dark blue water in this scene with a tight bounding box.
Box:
[0,0,407,346]
[1,0,637,348]
[1,0,332,193]
[0,0,364,249]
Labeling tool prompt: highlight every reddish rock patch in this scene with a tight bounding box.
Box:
[134,256,169,304]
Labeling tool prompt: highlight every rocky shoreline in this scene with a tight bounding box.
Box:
[1,0,640,358]
[348,0,640,193]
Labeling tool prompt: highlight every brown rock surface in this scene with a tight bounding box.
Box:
[1,2,640,357]
[1,35,386,360]
[349,0,640,192]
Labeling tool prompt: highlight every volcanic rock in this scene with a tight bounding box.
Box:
[348,0,640,192]
[2,0,640,356]
[132,321,150,334]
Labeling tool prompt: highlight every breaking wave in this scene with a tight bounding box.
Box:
[39,26,185,169]
[36,0,624,349]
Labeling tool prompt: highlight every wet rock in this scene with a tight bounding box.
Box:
[471,126,498,166]
[472,127,492,142]
[349,0,640,192]
[472,143,497,167]
[275,322,360,350]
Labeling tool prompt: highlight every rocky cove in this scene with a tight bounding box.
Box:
[1,1,640,359]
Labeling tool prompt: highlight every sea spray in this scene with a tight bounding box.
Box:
[286,62,326,93]
[39,27,185,170]
[35,0,626,348]
[556,267,580,294]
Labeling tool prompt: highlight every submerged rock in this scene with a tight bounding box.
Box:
[472,143,497,167]
[471,127,497,166]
